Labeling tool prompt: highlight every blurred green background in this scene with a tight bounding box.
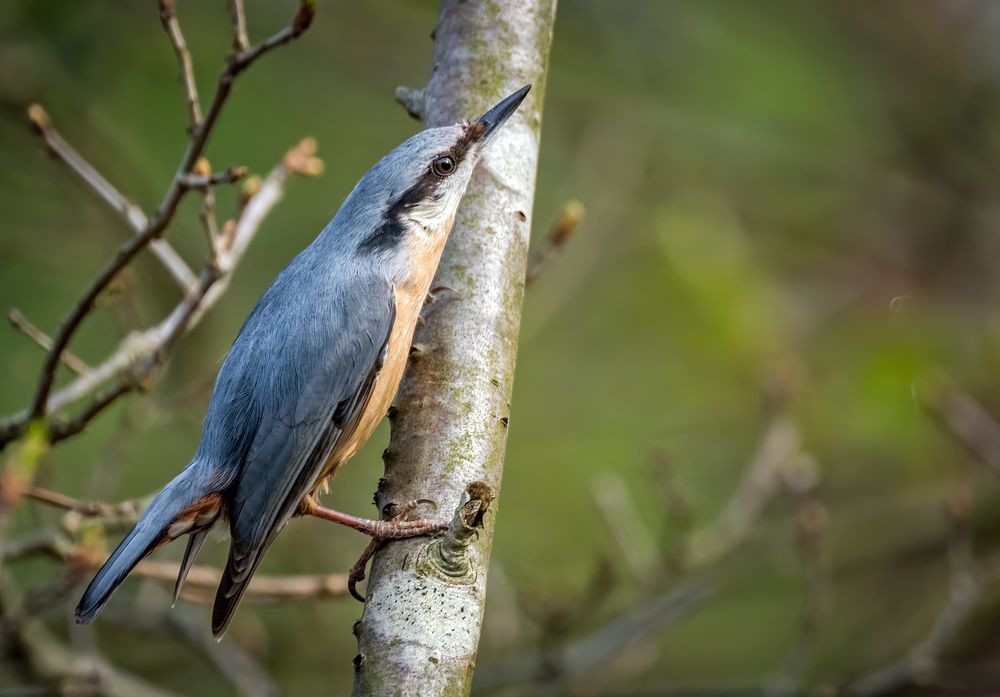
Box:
[4,1,1000,695]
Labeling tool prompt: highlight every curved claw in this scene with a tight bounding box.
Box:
[348,573,366,603]
[391,498,438,521]
[411,498,437,512]
[349,538,381,603]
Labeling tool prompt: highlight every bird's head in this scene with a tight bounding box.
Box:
[336,85,531,257]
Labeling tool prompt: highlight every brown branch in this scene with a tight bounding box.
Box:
[921,374,1000,478]
[227,2,315,77]
[100,602,278,697]
[22,1,315,429]
[525,199,585,285]
[5,531,349,604]
[475,583,713,694]
[679,415,803,568]
[48,379,136,444]
[26,104,197,291]
[227,0,251,52]
[130,560,349,604]
[8,308,91,375]
[178,165,248,189]
[0,572,178,697]
[199,188,223,258]
[25,485,144,522]
[158,0,203,130]
[846,487,995,697]
[771,498,830,694]
[590,471,667,583]
[1,529,73,563]
[1,138,323,448]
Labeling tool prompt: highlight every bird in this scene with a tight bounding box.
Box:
[75,84,531,640]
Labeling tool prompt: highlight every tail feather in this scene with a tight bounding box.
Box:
[211,535,279,640]
[172,528,209,606]
[75,466,210,624]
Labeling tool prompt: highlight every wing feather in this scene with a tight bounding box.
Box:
[209,273,396,637]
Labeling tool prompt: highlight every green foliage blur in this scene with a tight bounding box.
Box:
[3,1,1000,694]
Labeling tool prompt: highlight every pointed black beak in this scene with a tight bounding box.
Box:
[474,84,531,142]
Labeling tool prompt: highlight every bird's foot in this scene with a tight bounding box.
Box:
[423,284,456,307]
[302,497,445,538]
[300,497,446,601]
[348,499,445,602]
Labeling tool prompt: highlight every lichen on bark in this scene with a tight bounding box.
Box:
[351,1,557,695]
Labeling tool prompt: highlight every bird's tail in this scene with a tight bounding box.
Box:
[75,464,215,624]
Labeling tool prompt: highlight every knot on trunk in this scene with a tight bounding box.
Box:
[410,481,494,584]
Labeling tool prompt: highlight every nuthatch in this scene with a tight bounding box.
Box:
[76,85,531,639]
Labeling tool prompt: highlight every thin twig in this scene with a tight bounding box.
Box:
[847,488,993,697]
[770,499,830,696]
[8,308,91,375]
[5,532,349,603]
[26,104,196,291]
[179,165,248,188]
[680,415,801,568]
[475,584,713,693]
[921,374,1000,478]
[227,0,251,52]
[227,2,315,77]
[1,529,74,563]
[158,0,203,130]
[131,560,350,603]
[0,572,178,697]
[101,602,279,697]
[1,138,323,448]
[525,199,585,285]
[591,471,667,583]
[49,379,135,443]
[25,485,143,521]
[199,188,222,260]
[22,1,315,428]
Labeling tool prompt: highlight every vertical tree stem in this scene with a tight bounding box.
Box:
[352,1,556,694]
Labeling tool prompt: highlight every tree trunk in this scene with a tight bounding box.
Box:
[351,0,557,694]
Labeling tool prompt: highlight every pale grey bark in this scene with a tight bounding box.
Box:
[351,1,557,694]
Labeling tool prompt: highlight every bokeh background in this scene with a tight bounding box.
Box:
[4,1,1000,695]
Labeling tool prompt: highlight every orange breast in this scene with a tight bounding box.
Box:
[313,217,453,491]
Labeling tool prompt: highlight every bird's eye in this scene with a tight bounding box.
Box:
[432,155,456,177]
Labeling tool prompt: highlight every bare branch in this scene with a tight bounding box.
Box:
[130,560,349,604]
[25,485,144,522]
[475,584,713,694]
[1,529,73,563]
[921,374,1000,478]
[847,487,995,697]
[680,415,803,568]
[226,1,316,78]
[21,1,315,429]
[0,572,179,697]
[178,165,248,189]
[770,499,830,694]
[8,308,91,375]
[525,199,585,285]
[5,532,349,604]
[26,104,197,291]
[158,0,203,130]
[0,139,323,448]
[101,602,279,697]
[227,0,251,52]
[48,379,135,444]
[591,471,667,583]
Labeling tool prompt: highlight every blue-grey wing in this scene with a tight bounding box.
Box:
[204,268,395,636]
